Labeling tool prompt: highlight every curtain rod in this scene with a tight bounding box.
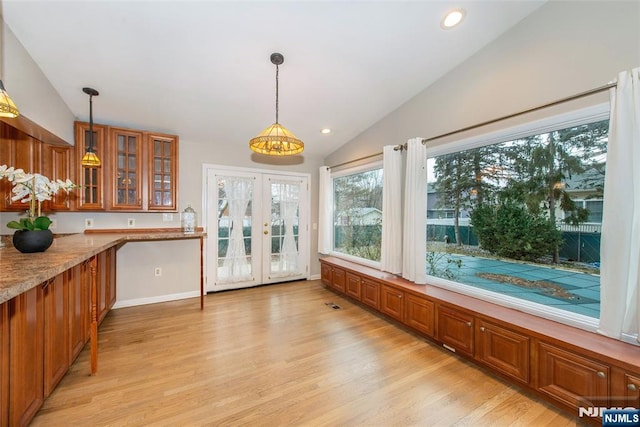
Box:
[327,81,616,170]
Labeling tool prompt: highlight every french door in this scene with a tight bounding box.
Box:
[204,166,309,292]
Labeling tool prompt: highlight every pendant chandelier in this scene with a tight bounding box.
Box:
[0,80,19,118]
[249,53,304,156]
[81,87,101,167]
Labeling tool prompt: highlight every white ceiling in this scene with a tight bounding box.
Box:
[3,0,545,161]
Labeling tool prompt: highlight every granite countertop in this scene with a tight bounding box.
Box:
[0,231,205,304]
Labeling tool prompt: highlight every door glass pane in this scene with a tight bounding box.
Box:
[269,180,301,278]
[216,176,254,284]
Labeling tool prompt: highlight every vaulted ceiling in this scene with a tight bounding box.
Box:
[3,1,545,160]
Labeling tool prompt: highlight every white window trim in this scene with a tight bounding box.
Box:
[425,102,610,334]
[330,160,383,269]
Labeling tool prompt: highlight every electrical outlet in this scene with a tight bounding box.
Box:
[154,267,162,277]
[127,218,135,227]
[162,213,174,222]
[85,218,94,228]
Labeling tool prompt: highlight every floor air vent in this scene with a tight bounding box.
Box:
[325,302,342,310]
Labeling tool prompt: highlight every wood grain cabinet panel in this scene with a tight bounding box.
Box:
[9,286,44,427]
[0,125,41,210]
[74,121,107,210]
[361,278,380,310]
[437,305,474,356]
[331,267,346,293]
[97,248,117,324]
[146,133,178,211]
[404,294,435,337]
[345,273,361,300]
[477,319,529,384]
[611,368,640,409]
[67,263,89,364]
[109,127,144,210]
[380,285,404,322]
[43,275,69,398]
[0,302,8,427]
[320,262,332,286]
[41,144,74,211]
[537,342,609,412]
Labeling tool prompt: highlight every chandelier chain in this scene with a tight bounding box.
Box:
[275,64,279,124]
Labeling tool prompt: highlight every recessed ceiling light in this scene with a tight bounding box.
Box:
[441,8,465,29]
[321,128,332,134]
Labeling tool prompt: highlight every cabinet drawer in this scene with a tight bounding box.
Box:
[437,305,474,356]
[477,319,529,384]
[345,273,361,300]
[361,278,380,310]
[404,294,435,337]
[380,285,404,322]
[537,342,609,411]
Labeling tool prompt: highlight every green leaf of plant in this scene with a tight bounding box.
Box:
[33,216,52,231]
[5,220,25,230]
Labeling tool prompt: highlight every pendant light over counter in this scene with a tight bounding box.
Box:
[249,53,304,156]
[0,80,19,118]
[81,87,101,168]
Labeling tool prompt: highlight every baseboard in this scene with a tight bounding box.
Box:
[309,274,321,280]
[113,291,200,309]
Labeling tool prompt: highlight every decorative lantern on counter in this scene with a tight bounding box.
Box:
[181,204,196,234]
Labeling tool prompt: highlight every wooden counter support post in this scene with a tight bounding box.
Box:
[200,235,204,310]
[89,256,98,375]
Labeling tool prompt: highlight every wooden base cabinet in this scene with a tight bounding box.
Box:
[361,278,380,310]
[345,273,361,300]
[477,319,529,384]
[612,369,640,408]
[437,305,474,357]
[43,276,69,398]
[537,342,609,414]
[380,285,404,322]
[8,286,44,427]
[1,302,8,427]
[404,294,434,338]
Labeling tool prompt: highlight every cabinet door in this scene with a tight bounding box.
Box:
[9,286,44,427]
[380,285,404,322]
[477,319,529,384]
[97,250,109,323]
[437,305,474,356]
[619,372,640,407]
[405,294,435,337]
[107,246,117,310]
[332,267,346,293]
[361,278,380,310]
[43,275,69,398]
[147,133,177,210]
[109,127,144,210]
[320,262,332,286]
[67,262,89,363]
[537,342,609,412]
[42,144,74,211]
[345,272,361,300]
[74,121,107,210]
[0,125,41,210]
[0,302,8,427]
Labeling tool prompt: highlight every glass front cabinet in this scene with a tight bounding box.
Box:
[74,122,178,212]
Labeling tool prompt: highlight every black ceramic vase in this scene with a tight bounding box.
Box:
[12,229,54,253]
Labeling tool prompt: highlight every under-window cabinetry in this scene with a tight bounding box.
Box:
[380,284,404,322]
[345,273,361,300]
[437,305,474,357]
[476,319,529,384]
[404,293,435,338]
[361,278,380,310]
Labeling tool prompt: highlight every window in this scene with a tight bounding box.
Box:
[332,164,383,264]
[426,115,608,322]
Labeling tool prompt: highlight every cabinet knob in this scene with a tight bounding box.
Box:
[398,294,402,299]
[596,371,606,379]
[628,383,638,392]
[480,326,485,332]
[466,321,472,327]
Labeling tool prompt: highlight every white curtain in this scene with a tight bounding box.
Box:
[598,67,640,342]
[276,181,300,276]
[402,138,427,284]
[381,145,403,274]
[318,166,332,254]
[221,177,253,282]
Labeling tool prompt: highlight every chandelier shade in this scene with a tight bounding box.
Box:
[0,80,19,118]
[249,52,304,156]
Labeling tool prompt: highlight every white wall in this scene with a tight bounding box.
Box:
[2,18,75,143]
[325,1,640,166]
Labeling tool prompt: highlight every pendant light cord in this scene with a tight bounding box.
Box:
[275,64,279,124]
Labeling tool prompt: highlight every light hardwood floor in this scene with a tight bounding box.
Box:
[33,280,582,426]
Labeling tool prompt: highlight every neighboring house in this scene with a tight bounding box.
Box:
[336,207,382,226]
[558,167,605,225]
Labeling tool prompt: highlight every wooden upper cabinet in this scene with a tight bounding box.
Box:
[75,121,107,210]
[147,133,178,211]
[0,123,41,210]
[109,127,144,210]
[73,122,179,212]
[41,144,75,211]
